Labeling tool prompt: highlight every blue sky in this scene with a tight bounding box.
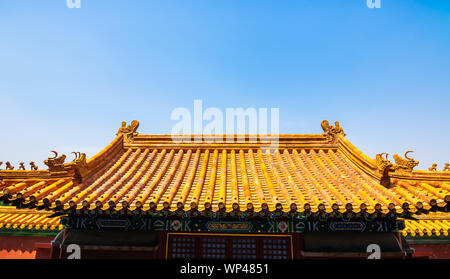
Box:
[0,0,449,170]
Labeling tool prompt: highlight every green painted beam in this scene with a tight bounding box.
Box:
[0,229,60,237]
[405,235,450,244]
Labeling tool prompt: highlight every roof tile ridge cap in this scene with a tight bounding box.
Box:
[412,213,450,220]
[410,169,450,179]
[0,207,52,215]
[414,169,450,174]
[337,134,376,167]
[392,171,450,183]
[0,169,51,181]
[86,134,124,166]
[0,169,50,174]
[132,133,325,139]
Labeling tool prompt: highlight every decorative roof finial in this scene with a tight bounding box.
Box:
[117,120,140,143]
[18,162,26,170]
[393,151,419,173]
[44,151,67,172]
[71,152,88,185]
[5,162,14,170]
[30,162,38,170]
[375,153,395,187]
[428,164,438,171]
[321,120,345,143]
[443,163,450,171]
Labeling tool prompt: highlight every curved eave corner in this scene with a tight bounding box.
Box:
[336,134,379,179]
[0,134,125,208]
[337,134,450,181]
[1,120,449,218]
[0,206,63,235]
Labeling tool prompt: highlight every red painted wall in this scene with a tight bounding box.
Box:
[409,244,450,259]
[0,235,53,259]
[1,234,449,259]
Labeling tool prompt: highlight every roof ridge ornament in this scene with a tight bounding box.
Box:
[5,162,14,170]
[376,153,395,187]
[117,120,140,143]
[428,164,438,171]
[43,151,89,183]
[71,152,89,185]
[30,162,38,170]
[1,161,39,171]
[321,120,345,143]
[18,163,25,170]
[393,151,419,173]
[376,151,423,187]
[443,163,450,171]
[44,151,67,172]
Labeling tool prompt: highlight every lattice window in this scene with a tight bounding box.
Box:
[231,238,257,259]
[170,237,196,259]
[167,233,291,259]
[262,239,288,259]
[201,238,226,259]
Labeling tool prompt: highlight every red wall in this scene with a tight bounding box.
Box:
[0,235,53,259]
[409,244,450,259]
[1,234,449,259]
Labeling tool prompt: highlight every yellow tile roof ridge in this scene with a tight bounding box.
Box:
[0,206,52,216]
[411,212,450,220]
[1,120,449,216]
[133,133,326,138]
[0,206,61,232]
[337,133,450,181]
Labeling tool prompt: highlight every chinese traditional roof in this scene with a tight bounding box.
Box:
[0,206,62,234]
[0,206,447,239]
[0,120,449,215]
[401,212,450,238]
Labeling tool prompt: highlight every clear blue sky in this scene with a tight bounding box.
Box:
[0,0,449,170]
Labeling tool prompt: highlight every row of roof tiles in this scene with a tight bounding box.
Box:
[401,213,450,237]
[1,148,449,213]
[0,207,448,238]
[0,207,62,231]
[402,219,450,237]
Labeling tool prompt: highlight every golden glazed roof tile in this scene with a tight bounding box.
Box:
[401,213,450,237]
[0,206,62,231]
[0,120,449,214]
[0,206,448,238]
